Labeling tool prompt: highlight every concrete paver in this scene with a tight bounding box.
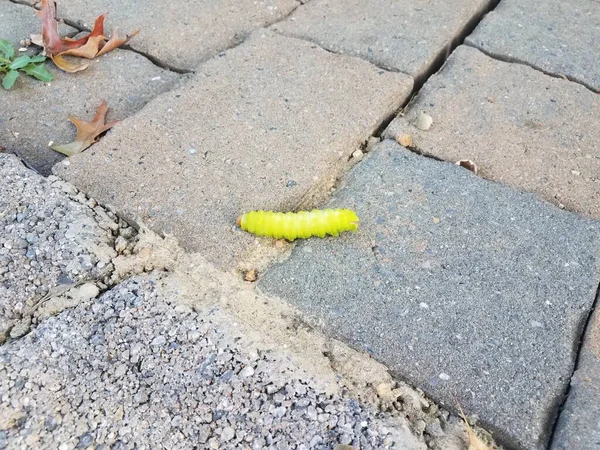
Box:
[465,0,600,92]
[272,0,495,81]
[55,30,413,269]
[1,47,180,174]
[551,305,600,450]
[259,140,600,450]
[384,45,600,220]
[33,0,300,70]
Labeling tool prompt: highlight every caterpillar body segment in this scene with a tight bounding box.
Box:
[237,209,359,241]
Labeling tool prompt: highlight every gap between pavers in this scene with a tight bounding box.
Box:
[384,45,600,221]
[54,30,414,271]
[20,0,301,71]
[465,0,600,93]
[271,0,497,82]
[258,140,600,450]
[550,293,600,450]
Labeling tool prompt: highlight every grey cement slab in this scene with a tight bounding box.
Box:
[271,0,495,81]
[551,305,600,450]
[0,0,72,49]
[54,30,413,270]
[465,0,600,92]
[259,140,600,450]
[384,45,600,221]
[1,47,180,175]
[38,0,300,70]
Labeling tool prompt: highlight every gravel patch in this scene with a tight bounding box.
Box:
[0,154,133,343]
[0,276,430,450]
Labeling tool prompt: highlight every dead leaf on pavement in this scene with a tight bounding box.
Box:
[455,159,478,175]
[35,0,138,72]
[52,100,118,156]
[456,399,494,450]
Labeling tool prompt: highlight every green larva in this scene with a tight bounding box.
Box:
[237,209,359,241]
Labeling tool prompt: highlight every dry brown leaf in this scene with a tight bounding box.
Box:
[60,34,106,59]
[97,28,139,57]
[243,269,258,282]
[52,100,118,156]
[396,133,413,147]
[36,0,92,55]
[455,159,478,175]
[51,54,90,72]
[456,400,494,450]
[36,0,137,72]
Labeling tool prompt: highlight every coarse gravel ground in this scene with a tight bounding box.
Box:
[0,275,465,450]
[0,154,137,343]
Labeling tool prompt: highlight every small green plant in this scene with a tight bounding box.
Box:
[0,38,53,90]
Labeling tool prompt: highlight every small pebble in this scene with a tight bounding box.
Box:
[415,112,433,131]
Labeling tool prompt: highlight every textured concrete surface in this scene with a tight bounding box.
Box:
[41,0,300,70]
[465,0,600,92]
[0,0,72,48]
[0,154,126,344]
[55,31,413,269]
[259,140,600,450]
[384,45,600,220]
[272,0,495,81]
[551,304,600,450]
[1,48,180,174]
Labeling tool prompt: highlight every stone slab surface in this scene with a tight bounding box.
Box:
[551,304,600,450]
[1,45,180,175]
[465,0,600,92]
[272,0,494,80]
[384,45,600,220]
[55,30,413,269]
[42,0,300,70]
[0,275,425,450]
[0,154,123,344]
[259,140,600,450]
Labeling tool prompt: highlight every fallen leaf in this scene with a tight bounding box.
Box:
[35,0,137,72]
[52,100,118,156]
[60,34,106,59]
[51,54,89,73]
[456,399,494,450]
[36,0,90,55]
[97,28,139,57]
[243,269,258,282]
[455,159,478,175]
[396,133,413,147]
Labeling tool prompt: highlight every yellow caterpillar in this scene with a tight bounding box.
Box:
[237,209,359,241]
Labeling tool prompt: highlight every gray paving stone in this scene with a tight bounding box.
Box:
[259,140,600,450]
[551,306,600,450]
[35,0,300,70]
[272,0,495,80]
[55,30,413,269]
[465,0,600,92]
[1,47,180,174]
[0,0,72,49]
[384,45,600,220]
